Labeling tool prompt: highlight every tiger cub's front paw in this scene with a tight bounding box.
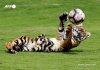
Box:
[58,12,68,21]
[66,23,72,32]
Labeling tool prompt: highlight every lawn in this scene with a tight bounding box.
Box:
[0,0,100,70]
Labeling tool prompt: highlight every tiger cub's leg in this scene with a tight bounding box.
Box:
[61,23,72,51]
[56,12,68,40]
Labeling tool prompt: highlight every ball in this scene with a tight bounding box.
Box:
[69,8,85,24]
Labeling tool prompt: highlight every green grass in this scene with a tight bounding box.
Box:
[0,0,100,70]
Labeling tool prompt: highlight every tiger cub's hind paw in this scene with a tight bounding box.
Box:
[66,23,72,32]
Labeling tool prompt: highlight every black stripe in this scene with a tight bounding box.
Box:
[61,21,64,27]
[15,40,19,45]
[32,48,36,51]
[31,39,33,43]
[49,41,54,51]
[20,46,23,51]
[35,38,38,42]
[28,37,29,43]
[43,39,49,51]
[12,46,16,50]
[40,44,43,51]
[20,37,24,45]
[60,20,65,27]
[44,45,47,51]
[38,35,42,38]
[24,36,26,43]
[44,41,51,51]
[59,28,64,32]
[8,48,12,53]
[42,34,45,36]
[37,47,39,52]
[40,38,43,41]
[48,47,51,51]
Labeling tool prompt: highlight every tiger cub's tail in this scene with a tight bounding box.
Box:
[36,34,46,38]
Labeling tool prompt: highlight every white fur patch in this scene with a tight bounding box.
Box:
[50,38,61,51]
[26,42,36,51]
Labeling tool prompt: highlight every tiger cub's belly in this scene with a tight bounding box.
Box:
[23,42,36,51]
[50,38,62,51]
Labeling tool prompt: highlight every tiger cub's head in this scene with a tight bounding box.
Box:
[72,23,91,42]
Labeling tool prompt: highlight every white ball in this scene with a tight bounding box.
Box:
[69,8,85,24]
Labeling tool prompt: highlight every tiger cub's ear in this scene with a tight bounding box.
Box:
[86,32,91,38]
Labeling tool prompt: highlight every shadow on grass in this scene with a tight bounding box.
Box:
[5,51,10,53]
[62,50,84,54]
[4,50,83,55]
[0,50,8,53]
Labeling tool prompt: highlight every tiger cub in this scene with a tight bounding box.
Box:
[5,12,91,54]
